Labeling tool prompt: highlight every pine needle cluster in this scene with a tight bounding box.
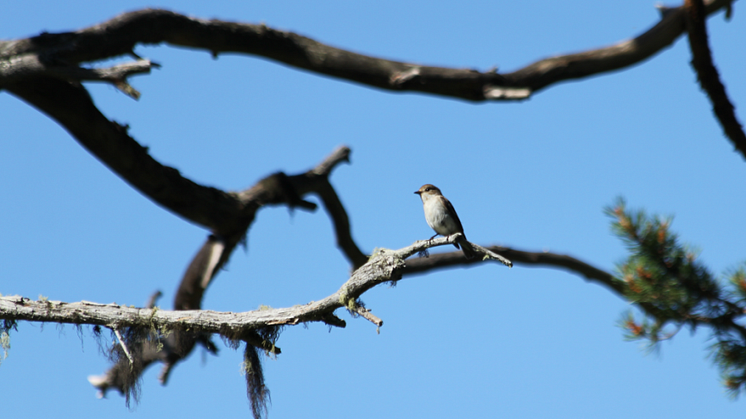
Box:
[607,199,746,394]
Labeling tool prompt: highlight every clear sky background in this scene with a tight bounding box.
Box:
[2,1,746,418]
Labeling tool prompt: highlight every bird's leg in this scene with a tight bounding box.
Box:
[444,234,461,249]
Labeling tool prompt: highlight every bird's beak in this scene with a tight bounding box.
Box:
[414,191,421,195]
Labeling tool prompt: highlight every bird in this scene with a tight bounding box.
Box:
[414,184,476,259]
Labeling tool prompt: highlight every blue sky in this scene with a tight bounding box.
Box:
[2,1,746,417]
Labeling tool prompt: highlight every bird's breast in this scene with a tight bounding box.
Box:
[423,199,458,235]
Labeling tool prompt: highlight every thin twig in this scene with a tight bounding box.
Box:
[112,327,134,367]
[354,307,383,327]
[470,242,513,267]
[0,57,155,93]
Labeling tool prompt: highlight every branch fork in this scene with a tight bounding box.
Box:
[0,236,512,336]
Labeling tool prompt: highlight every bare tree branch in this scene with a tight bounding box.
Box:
[1,3,742,413]
[0,55,155,89]
[0,241,677,344]
[0,235,496,334]
[231,145,365,268]
[84,146,362,395]
[6,77,245,233]
[314,182,369,269]
[1,0,736,103]
[403,246,618,290]
[501,0,735,95]
[6,72,361,263]
[6,80,353,242]
[402,245,672,321]
[684,0,746,158]
[470,242,513,267]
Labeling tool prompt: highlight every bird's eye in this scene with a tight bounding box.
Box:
[425,187,431,192]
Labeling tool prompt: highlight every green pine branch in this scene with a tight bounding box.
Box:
[606,198,746,394]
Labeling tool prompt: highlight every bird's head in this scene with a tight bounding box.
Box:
[414,184,443,198]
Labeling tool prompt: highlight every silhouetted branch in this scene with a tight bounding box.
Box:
[91,146,359,397]
[502,0,734,95]
[6,78,351,241]
[402,245,673,321]
[1,1,737,103]
[7,77,244,233]
[684,0,746,158]
[0,56,155,96]
[314,182,368,269]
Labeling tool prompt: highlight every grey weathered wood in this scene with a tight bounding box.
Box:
[0,235,507,336]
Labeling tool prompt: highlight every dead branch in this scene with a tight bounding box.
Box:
[86,146,363,395]
[0,0,736,103]
[402,245,674,320]
[684,0,746,158]
[0,235,496,334]
[7,77,245,233]
[0,55,154,89]
[501,0,734,95]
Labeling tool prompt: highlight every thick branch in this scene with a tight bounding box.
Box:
[684,0,746,158]
[1,239,685,338]
[6,66,353,239]
[3,242,673,335]
[1,0,736,103]
[7,77,244,233]
[6,72,356,247]
[173,146,358,317]
[501,0,734,94]
[81,145,360,396]
[0,236,475,334]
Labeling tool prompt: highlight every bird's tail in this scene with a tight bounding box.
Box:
[459,238,476,260]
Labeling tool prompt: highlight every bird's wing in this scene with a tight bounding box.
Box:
[443,197,465,235]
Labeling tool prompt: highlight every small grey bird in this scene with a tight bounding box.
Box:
[415,184,476,259]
